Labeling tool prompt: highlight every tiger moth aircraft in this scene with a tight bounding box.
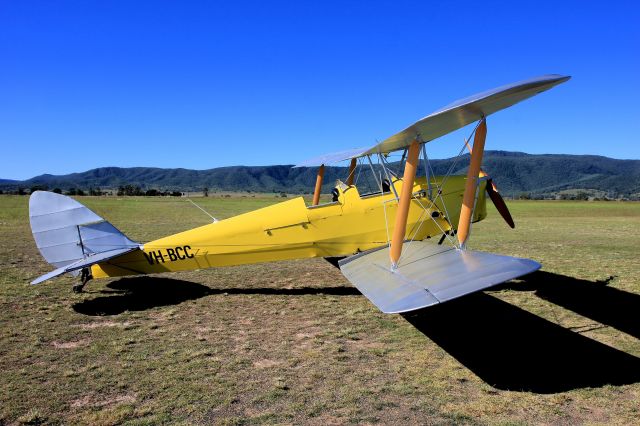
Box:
[29,74,570,314]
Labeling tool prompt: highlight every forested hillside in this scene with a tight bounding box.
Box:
[2,151,639,198]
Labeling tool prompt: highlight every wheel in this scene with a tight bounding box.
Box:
[73,267,93,293]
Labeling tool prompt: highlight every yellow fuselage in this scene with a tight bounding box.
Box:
[92,176,486,279]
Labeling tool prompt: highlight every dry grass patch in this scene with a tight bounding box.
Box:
[0,196,639,424]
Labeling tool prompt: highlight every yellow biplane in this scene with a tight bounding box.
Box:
[29,75,569,313]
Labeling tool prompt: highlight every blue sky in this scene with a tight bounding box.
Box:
[1,1,638,180]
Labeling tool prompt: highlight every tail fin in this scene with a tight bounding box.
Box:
[29,191,141,284]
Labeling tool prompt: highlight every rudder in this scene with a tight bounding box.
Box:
[29,191,140,272]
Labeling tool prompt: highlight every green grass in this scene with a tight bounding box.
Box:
[1,195,639,424]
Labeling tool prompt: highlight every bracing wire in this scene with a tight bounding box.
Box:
[395,120,484,263]
[186,198,218,222]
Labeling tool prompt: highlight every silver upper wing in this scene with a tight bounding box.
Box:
[365,74,570,155]
[294,74,570,167]
[293,147,370,168]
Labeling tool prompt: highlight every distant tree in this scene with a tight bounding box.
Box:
[171,191,182,197]
[145,189,159,196]
[67,188,87,196]
[53,188,62,194]
[575,191,589,201]
[0,190,3,194]
[89,187,103,196]
[203,187,209,197]
[116,184,144,196]
[518,192,531,200]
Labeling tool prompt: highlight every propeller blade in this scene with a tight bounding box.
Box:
[486,179,515,228]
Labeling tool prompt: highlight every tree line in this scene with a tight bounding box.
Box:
[115,184,183,197]
[0,184,188,197]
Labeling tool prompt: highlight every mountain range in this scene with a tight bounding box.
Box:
[2,151,639,198]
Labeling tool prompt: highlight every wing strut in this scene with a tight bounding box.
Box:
[457,119,487,247]
[389,138,421,268]
[312,164,325,206]
[346,158,357,186]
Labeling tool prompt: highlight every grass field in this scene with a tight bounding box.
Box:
[1,195,639,425]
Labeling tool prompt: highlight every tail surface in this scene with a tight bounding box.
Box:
[29,191,141,284]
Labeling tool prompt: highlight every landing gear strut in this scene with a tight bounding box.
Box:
[73,267,93,293]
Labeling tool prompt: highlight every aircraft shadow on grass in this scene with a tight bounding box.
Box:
[404,270,640,394]
[72,276,360,316]
[499,270,640,340]
[73,272,640,394]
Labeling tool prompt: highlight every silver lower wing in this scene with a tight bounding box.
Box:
[338,242,540,314]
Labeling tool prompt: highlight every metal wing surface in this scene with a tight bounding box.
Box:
[293,147,370,168]
[366,74,570,155]
[293,75,569,167]
[339,241,540,313]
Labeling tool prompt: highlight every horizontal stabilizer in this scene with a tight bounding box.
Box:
[31,247,140,285]
[339,241,540,313]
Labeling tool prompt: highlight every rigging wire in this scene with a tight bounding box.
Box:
[186,198,218,223]
[393,120,485,263]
